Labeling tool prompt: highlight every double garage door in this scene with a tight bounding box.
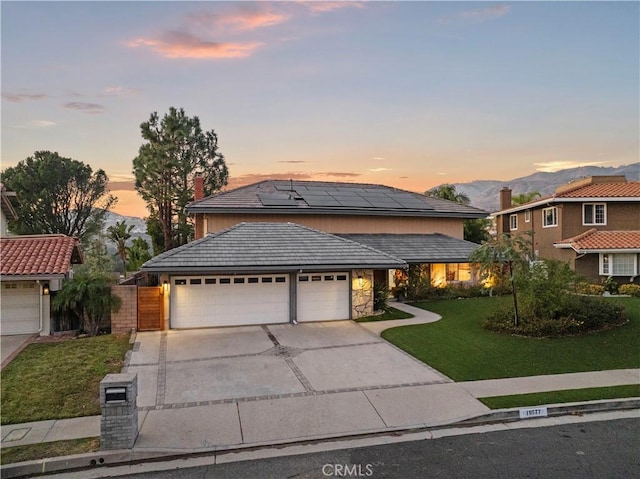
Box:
[171,273,350,328]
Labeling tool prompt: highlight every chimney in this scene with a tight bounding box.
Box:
[499,187,512,210]
[194,173,204,240]
[194,172,204,201]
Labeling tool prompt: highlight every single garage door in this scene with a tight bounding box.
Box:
[297,273,350,322]
[1,281,40,335]
[170,275,289,328]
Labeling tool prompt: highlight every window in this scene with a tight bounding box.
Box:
[337,275,347,281]
[261,277,273,283]
[583,203,606,225]
[275,277,286,283]
[299,276,309,282]
[233,278,245,284]
[509,214,518,231]
[525,210,531,223]
[205,278,216,285]
[174,279,187,285]
[324,275,334,281]
[190,278,202,285]
[219,278,231,284]
[311,275,322,281]
[600,253,637,276]
[542,207,557,227]
[248,277,259,284]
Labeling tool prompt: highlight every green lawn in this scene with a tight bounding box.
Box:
[382,297,640,381]
[355,306,414,322]
[0,438,99,465]
[479,384,640,409]
[1,334,132,425]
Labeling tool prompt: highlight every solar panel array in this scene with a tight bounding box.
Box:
[257,193,298,206]
[271,183,433,210]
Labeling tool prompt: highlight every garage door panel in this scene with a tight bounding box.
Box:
[171,275,289,328]
[297,273,349,322]
[1,282,40,335]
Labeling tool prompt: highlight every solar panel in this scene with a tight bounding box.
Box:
[258,193,297,206]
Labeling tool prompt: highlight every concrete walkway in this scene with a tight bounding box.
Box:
[357,301,442,335]
[1,334,35,370]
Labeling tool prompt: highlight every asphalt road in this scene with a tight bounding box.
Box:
[114,417,639,479]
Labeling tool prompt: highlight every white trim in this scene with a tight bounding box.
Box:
[599,252,638,276]
[509,214,518,231]
[542,206,558,228]
[582,203,607,226]
[524,210,531,223]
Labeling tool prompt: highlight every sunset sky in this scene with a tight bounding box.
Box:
[2,1,638,217]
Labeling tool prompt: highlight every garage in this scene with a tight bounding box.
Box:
[141,222,407,328]
[297,273,350,322]
[171,274,290,328]
[1,281,40,335]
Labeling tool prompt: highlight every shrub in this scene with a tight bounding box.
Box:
[576,282,605,295]
[374,282,389,311]
[603,277,619,295]
[619,284,640,297]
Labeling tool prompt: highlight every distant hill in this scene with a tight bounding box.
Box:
[449,163,639,213]
[101,211,151,256]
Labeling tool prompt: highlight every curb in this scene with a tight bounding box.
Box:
[2,398,638,478]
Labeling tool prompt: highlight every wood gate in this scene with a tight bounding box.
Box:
[137,286,163,331]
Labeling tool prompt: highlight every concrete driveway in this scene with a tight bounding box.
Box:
[1,334,34,369]
[125,321,450,409]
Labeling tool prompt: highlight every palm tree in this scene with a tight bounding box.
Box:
[512,191,541,205]
[424,184,470,205]
[106,220,134,276]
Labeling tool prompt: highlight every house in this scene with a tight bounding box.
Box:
[1,184,18,236]
[140,179,487,329]
[0,234,84,335]
[494,175,640,284]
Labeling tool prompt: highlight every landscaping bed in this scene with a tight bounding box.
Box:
[355,306,414,322]
[1,334,132,425]
[382,297,639,381]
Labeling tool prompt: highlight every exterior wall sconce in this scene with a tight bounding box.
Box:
[357,275,364,288]
[162,280,169,294]
[42,284,50,295]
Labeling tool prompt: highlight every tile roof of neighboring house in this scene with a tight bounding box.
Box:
[1,234,83,277]
[555,229,640,252]
[187,180,488,219]
[495,178,640,215]
[337,234,480,263]
[141,222,407,273]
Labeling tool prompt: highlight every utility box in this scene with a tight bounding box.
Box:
[100,373,138,450]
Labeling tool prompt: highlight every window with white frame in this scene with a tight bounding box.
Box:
[600,253,637,276]
[524,210,531,223]
[583,203,606,225]
[509,214,518,230]
[542,206,557,227]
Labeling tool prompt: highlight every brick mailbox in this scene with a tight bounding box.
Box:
[100,373,138,450]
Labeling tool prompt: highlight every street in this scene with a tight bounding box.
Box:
[91,417,639,479]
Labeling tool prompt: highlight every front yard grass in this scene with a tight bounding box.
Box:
[1,334,132,425]
[355,306,414,322]
[0,438,99,465]
[382,297,640,381]
[479,384,640,409]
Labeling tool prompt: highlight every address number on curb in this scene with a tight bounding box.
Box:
[519,406,548,419]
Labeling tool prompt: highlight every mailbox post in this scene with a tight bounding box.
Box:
[100,373,138,450]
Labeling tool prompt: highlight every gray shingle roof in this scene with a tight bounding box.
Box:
[141,223,407,273]
[337,234,480,263]
[188,180,488,219]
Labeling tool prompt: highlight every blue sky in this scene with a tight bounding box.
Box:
[2,1,638,216]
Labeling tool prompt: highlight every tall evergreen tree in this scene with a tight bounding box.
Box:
[132,107,228,252]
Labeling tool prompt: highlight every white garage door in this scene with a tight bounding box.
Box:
[297,273,350,322]
[170,275,290,328]
[1,282,40,335]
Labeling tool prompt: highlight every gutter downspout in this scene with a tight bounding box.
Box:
[37,280,43,333]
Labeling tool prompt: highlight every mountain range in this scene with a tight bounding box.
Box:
[103,163,639,238]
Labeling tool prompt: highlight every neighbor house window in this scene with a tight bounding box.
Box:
[542,207,558,227]
[583,203,606,225]
[524,210,531,223]
[600,253,637,276]
[509,214,518,231]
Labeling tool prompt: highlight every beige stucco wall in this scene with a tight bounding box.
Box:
[205,213,464,238]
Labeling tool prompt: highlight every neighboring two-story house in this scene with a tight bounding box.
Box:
[494,175,640,284]
[141,179,488,329]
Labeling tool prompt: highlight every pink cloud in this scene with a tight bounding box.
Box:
[302,1,365,14]
[128,31,262,59]
[189,9,290,31]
